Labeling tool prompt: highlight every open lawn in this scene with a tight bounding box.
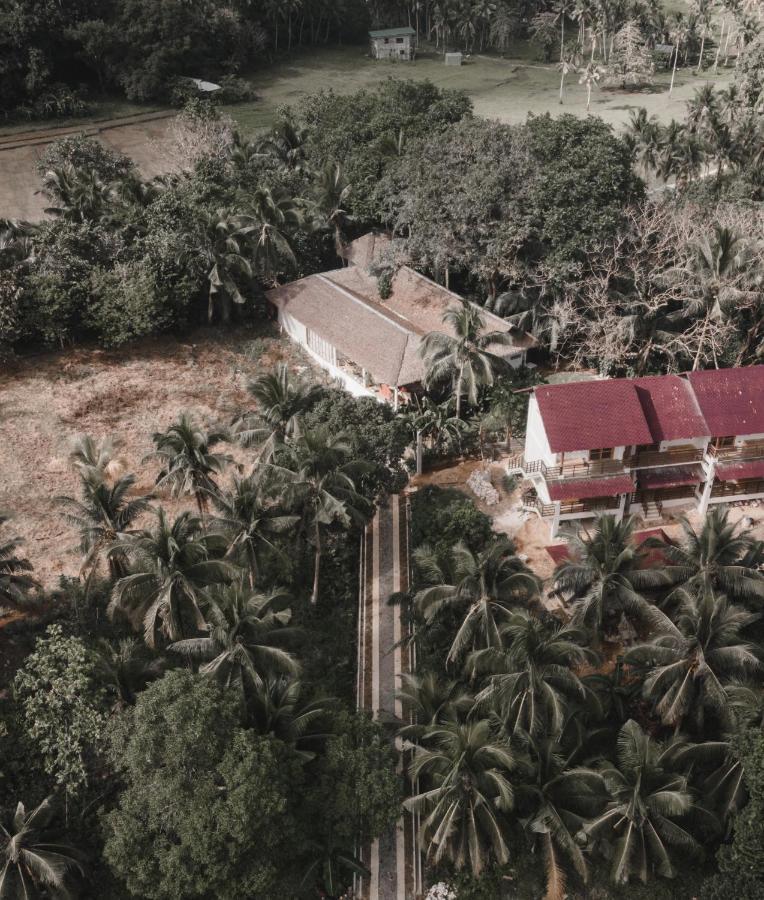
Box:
[0,326,324,589]
[225,42,734,134]
[0,39,733,219]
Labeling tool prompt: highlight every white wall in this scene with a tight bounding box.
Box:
[524,396,556,466]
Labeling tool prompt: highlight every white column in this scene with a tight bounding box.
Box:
[699,457,716,516]
[617,492,627,521]
[550,503,561,539]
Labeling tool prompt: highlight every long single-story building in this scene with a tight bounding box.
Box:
[266,236,534,407]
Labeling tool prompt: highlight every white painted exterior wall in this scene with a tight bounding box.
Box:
[278,309,377,400]
[371,34,414,59]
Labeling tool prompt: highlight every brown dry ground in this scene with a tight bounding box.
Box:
[0,115,176,221]
[0,325,317,588]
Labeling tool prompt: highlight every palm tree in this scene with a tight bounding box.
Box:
[628,107,661,176]
[94,637,164,707]
[558,56,578,104]
[0,515,37,609]
[149,414,232,522]
[625,587,760,731]
[519,737,608,900]
[472,611,596,739]
[108,508,236,648]
[313,160,353,262]
[0,797,84,898]
[178,209,253,324]
[39,164,110,223]
[396,671,474,742]
[420,301,516,419]
[57,470,153,588]
[168,582,300,700]
[413,538,539,664]
[653,507,764,603]
[258,117,309,170]
[250,675,335,753]
[233,363,323,459]
[405,719,518,876]
[208,473,299,586]
[580,719,704,884]
[67,433,123,480]
[553,515,674,638]
[272,427,370,604]
[578,61,604,110]
[247,186,301,286]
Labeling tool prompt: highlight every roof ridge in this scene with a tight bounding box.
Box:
[315,274,415,336]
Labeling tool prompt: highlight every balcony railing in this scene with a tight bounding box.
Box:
[626,447,705,469]
[711,479,764,498]
[559,498,620,516]
[510,455,627,481]
[521,491,555,518]
[709,443,764,462]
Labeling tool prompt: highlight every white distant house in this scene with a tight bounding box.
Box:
[369,26,416,61]
[266,234,534,409]
[509,368,764,537]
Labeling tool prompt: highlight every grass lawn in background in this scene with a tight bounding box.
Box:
[225,42,733,135]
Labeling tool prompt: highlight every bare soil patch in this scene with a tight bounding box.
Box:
[0,326,314,587]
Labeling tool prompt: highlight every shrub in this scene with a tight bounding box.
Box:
[36,136,134,183]
[410,485,494,561]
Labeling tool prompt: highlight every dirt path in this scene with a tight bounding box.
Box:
[0,111,177,221]
[356,495,421,899]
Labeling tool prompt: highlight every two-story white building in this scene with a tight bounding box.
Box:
[510,367,764,537]
[369,26,416,60]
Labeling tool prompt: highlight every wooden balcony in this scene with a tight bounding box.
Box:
[558,498,620,516]
[512,455,627,481]
[709,442,764,463]
[627,447,705,469]
[711,478,764,498]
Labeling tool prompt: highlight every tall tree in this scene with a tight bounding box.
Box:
[150,414,231,522]
[108,508,236,647]
[0,515,37,609]
[421,302,516,419]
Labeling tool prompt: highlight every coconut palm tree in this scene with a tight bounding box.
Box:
[299,842,369,900]
[149,414,232,522]
[0,797,84,899]
[628,107,662,176]
[108,508,236,648]
[178,209,253,324]
[250,675,335,754]
[233,363,324,459]
[272,427,370,604]
[519,737,608,900]
[405,718,518,876]
[557,56,579,103]
[39,164,111,223]
[578,61,605,110]
[258,117,309,170]
[0,516,37,609]
[471,611,596,739]
[420,301,517,419]
[580,719,704,884]
[208,473,299,586]
[396,671,474,742]
[313,160,353,262]
[94,637,164,707]
[624,587,760,731]
[168,582,300,701]
[57,470,153,589]
[652,507,764,603]
[247,186,301,286]
[553,515,674,638]
[413,537,539,665]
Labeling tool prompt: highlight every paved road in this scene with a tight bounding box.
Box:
[356,494,421,899]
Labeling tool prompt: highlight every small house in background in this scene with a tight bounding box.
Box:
[369,26,416,61]
[445,52,463,66]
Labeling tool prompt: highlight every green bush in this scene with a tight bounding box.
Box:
[410,485,494,562]
[87,264,174,347]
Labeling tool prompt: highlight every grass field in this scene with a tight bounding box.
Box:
[225,42,733,134]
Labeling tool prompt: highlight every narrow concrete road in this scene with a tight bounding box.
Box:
[356,494,421,899]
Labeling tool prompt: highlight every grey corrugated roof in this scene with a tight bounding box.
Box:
[369,26,416,38]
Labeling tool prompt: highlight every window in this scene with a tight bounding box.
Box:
[396,36,404,43]
[638,442,660,453]
[713,435,735,449]
[589,447,614,461]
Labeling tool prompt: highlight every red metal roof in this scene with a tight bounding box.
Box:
[536,381,653,453]
[639,465,703,490]
[547,474,634,501]
[633,375,709,441]
[688,366,764,438]
[716,459,764,482]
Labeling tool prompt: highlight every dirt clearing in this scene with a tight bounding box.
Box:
[0,326,316,587]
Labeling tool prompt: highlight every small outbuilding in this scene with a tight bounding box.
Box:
[369,26,416,61]
[445,52,463,66]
